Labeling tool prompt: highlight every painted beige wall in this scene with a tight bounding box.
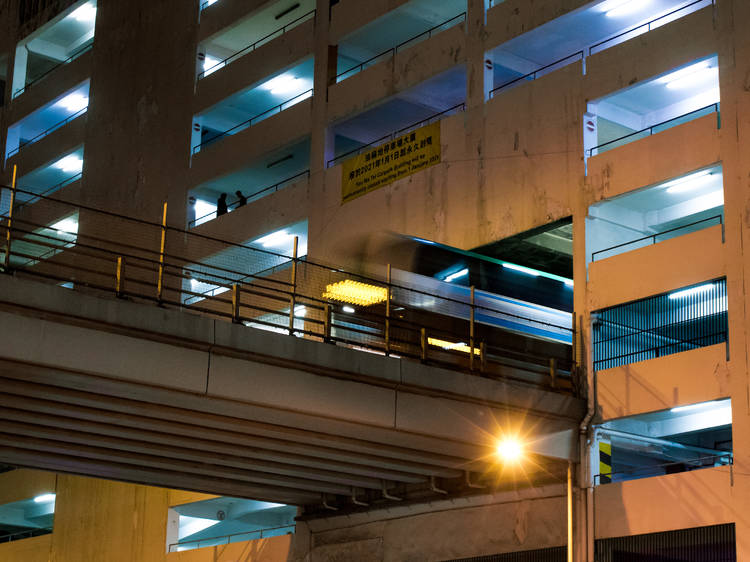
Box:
[0,471,290,562]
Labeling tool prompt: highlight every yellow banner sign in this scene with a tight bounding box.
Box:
[341,122,441,204]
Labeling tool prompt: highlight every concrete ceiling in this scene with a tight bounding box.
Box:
[8,81,89,146]
[332,65,466,150]
[338,0,466,66]
[203,0,316,59]
[489,0,707,72]
[16,146,85,199]
[192,137,310,202]
[199,57,314,133]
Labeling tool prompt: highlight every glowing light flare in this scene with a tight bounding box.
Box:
[342,305,355,313]
[598,0,651,17]
[427,337,481,355]
[671,400,720,413]
[255,229,294,248]
[495,438,524,463]
[668,283,714,300]
[70,2,96,22]
[54,155,83,173]
[50,216,79,236]
[202,55,224,76]
[444,268,468,283]
[323,280,388,307]
[57,92,88,112]
[33,493,56,503]
[503,262,541,277]
[262,74,304,95]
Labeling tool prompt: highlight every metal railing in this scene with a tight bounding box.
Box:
[193,90,312,154]
[327,102,464,167]
[488,0,713,101]
[489,51,584,99]
[14,173,82,214]
[0,185,576,393]
[593,278,728,371]
[591,215,723,262]
[595,452,732,485]
[6,107,87,159]
[0,528,53,543]
[168,525,294,552]
[335,12,466,83]
[198,10,315,80]
[586,103,720,158]
[188,170,310,228]
[12,43,93,99]
[588,0,714,56]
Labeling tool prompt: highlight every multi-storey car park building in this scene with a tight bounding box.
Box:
[0,0,747,559]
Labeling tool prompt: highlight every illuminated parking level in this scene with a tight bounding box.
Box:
[593,399,732,485]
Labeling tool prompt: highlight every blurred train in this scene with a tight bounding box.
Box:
[328,234,574,371]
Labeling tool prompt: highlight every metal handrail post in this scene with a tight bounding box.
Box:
[232,283,240,323]
[385,264,392,355]
[156,202,167,302]
[469,286,476,371]
[3,165,18,271]
[324,304,332,342]
[288,236,298,335]
[115,256,124,297]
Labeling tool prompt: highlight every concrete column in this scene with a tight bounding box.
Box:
[10,45,28,98]
[465,0,486,110]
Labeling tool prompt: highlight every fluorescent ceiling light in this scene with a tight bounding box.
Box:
[51,216,79,235]
[255,229,294,248]
[263,75,302,95]
[54,155,83,173]
[668,283,714,300]
[662,170,715,194]
[658,61,716,90]
[564,279,574,287]
[294,305,307,317]
[202,55,223,76]
[599,0,651,17]
[342,305,355,313]
[503,263,540,277]
[33,493,56,503]
[444,268,469,283]
[57,92,88,112]
[671,400,720,413]
[70,3,96,22]
[178,516,220,539]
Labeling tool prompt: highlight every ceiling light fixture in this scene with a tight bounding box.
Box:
[57,92,88,112]
[663,170,715,194]
[503,263,541,277]
[444,268,469,283]
[70,3,96,22]
[668,283,714,300]
[263,75,301,95]
[599,0,651,18]
[54,155,83,173]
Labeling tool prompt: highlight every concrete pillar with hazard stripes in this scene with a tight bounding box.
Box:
[598,438,612,484]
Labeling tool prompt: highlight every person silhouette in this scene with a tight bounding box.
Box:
[217,193,228,216]
[235,190,247,207]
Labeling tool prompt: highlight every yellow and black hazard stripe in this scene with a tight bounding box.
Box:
[599,441,612,484]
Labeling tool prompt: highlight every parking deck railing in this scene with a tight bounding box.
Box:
[335,13,466,83]
[193,90,312,154]
[12,43,93,99]
[586,103,720,158]
[6,107,88,159]
[1,185,577,394]
[197,10,315,80]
